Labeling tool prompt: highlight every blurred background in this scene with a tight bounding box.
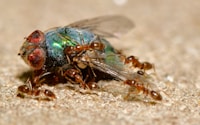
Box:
[1,0,200,74]
[0,0,200,125]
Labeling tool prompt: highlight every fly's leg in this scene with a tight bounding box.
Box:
[17,70,56,100]
[124,80,162,101]
[124,56,155,74]
[84,70,99,89]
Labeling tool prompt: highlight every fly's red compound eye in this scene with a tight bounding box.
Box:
[27,48,46,70]
[26,30,45,44]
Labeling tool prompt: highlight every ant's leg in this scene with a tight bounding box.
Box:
[84,68,99,90]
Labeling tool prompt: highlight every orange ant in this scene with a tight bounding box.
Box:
[124,56,154,72]
[64,42,104,56]
[124,80,162,101]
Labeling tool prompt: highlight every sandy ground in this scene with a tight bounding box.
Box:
[0,0,200,125]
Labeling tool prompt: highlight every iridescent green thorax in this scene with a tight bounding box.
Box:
[45,27,96,67]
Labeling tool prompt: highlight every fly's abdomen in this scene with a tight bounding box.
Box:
[100,39,124,70]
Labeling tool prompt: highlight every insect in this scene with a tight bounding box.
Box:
[18,15,162,101]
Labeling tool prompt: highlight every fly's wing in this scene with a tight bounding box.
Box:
[67,15,134,38]
[83,50,136,81]
[91,59,128,81]
[90,58,145,82]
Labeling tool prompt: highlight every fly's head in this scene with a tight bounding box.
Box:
[18,30,46,70]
